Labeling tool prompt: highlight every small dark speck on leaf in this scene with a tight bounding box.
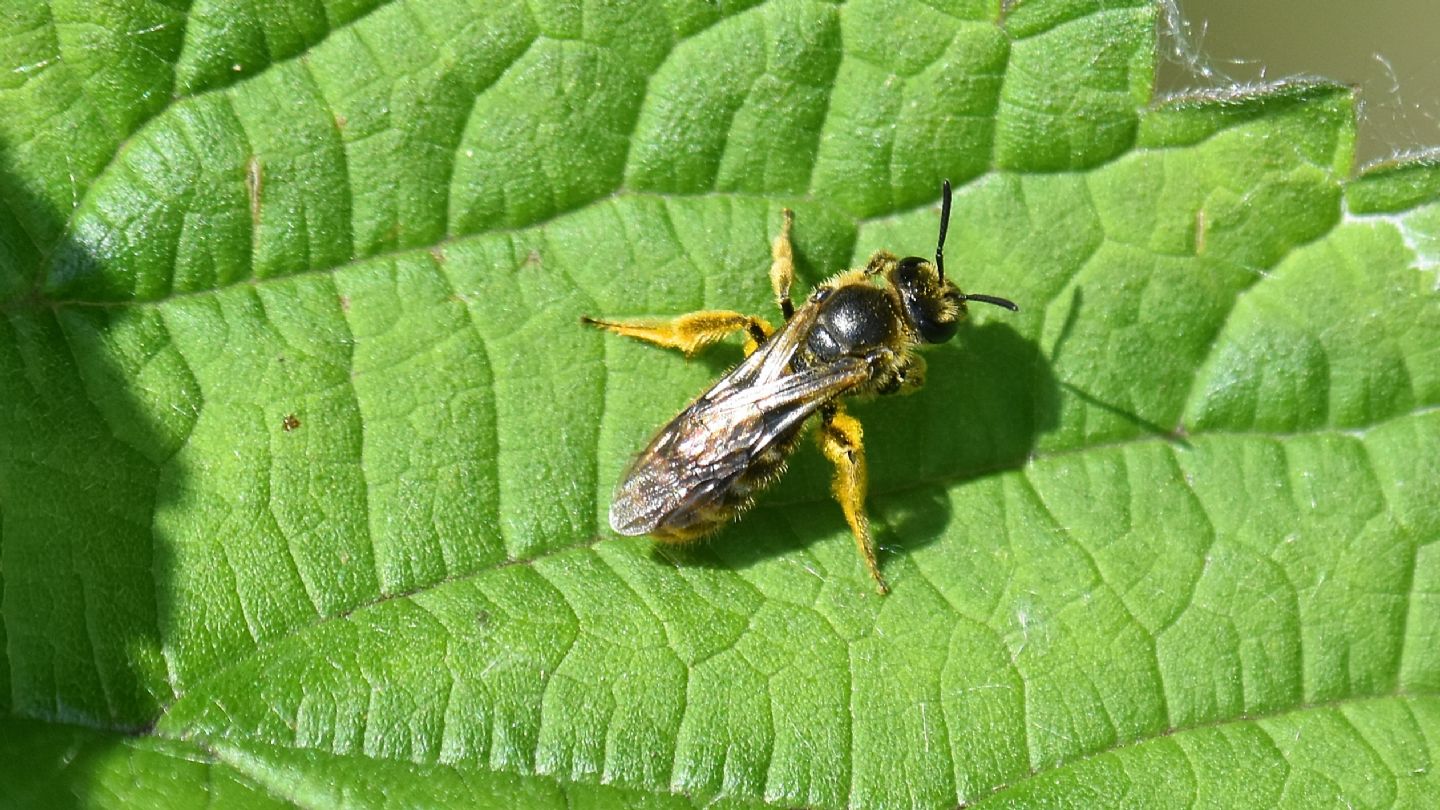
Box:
[339,295,351,312]
[476,610,491,629]
[282,414,301,432]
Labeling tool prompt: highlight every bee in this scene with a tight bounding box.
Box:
[583,181,1017,594]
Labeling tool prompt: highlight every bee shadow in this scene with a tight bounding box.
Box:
[651,318,1058,585]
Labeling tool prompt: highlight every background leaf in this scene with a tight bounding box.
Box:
[2,0,1439,807]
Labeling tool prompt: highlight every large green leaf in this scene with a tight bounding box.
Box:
[3,0,1439,807]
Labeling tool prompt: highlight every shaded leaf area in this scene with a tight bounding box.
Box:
[0,719,288,809]
[1,0,1439,808]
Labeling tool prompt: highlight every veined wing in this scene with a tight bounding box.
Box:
[609,351,872,536]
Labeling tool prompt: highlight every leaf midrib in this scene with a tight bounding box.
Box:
[7,183,1030,312]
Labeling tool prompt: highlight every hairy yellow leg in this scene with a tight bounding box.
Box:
[818,404,889,595]
[582,310,772,357]
[771,208,796,320]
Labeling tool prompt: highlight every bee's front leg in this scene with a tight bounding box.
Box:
[895,354,926,394]
[581,311,774,357]
[862,249,899,276]
[818,402,889,595]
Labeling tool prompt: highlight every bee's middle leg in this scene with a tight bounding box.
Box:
[818,402,890,595]
[770,208,796,321]
[582,311,774,357]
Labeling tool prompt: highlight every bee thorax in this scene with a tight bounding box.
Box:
[803,284,902,364]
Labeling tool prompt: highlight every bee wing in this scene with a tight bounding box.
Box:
[609,352,872,536]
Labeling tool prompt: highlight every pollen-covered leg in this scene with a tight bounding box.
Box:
[771,208,796,320]
[818,404,889,595]
[582,311,773,357]
[896,354,926,394]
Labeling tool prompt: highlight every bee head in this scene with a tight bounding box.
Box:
[890,180,1018,344]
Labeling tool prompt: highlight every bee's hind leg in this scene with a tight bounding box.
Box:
[582,311,774,357]
[817,402,890,595]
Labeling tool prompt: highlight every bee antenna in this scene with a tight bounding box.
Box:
[962,293,1020,312]
[936,179,953,284]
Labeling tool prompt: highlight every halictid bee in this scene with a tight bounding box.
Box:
[583,181,1017,594]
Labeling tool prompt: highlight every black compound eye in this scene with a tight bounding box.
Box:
[915,303,958,344]
[891,258,958,343]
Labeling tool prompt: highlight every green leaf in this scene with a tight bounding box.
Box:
[3,0,1438,807]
